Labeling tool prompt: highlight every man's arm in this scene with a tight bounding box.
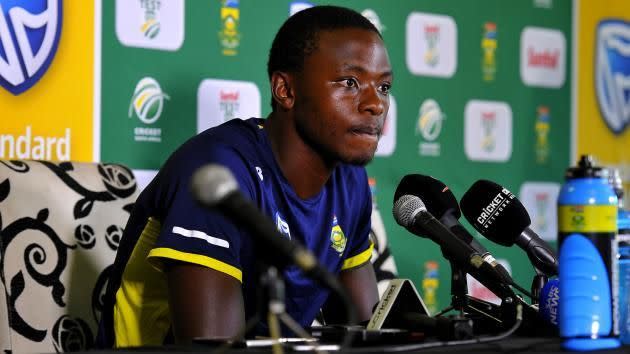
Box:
[166,261,245,344]
[322,262,379,324]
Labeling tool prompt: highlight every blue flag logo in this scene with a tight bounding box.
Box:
[0,0,62,95]
[595,20,630,135]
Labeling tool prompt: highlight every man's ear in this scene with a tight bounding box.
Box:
[271,71,295,110]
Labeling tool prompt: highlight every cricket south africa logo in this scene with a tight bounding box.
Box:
[129,77,170,124]
[129,77,169,142]
[595,20,630,134]
[0,0,62,95]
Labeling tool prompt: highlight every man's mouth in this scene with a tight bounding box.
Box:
[351,126,382,138]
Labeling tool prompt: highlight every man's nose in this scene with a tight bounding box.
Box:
[359,85,385,116]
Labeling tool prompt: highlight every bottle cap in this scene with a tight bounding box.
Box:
[565,155,606,179]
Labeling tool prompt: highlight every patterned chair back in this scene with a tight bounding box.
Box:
[0,160,139,353]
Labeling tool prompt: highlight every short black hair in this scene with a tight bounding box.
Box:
[267,6,381,105]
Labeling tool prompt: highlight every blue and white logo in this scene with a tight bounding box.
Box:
[0,0,62,95]
[595,20,630,135]
[275,211,291,240]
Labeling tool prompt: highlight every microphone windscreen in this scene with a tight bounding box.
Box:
[459,180,531,246]
[539,278,560,326]
[393,174,461,220]
[190,164,239,206]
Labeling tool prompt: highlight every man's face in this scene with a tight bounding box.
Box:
[292,28,393,166]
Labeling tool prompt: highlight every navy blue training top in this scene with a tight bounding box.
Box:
[97,118,373,347]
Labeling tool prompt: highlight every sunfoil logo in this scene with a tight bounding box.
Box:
[0,0,62,95]
[595,20,630,134]
[128,77,170,125]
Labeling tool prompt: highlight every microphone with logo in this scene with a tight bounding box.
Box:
[393,174,529,299]
[189,163,357,328]
[459,180,558,277]
[392,192,517,304]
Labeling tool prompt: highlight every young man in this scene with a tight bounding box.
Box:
[97,5,393,347]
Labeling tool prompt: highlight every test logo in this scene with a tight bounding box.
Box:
[519,182,560,242]
[196,79,261,133]
[520,26,565,88]
[595,20,630,134]
[406,12,457,78]
[0,0,62,95]
[464,100,512,162]
[115,0,184,51]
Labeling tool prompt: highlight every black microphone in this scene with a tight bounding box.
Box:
[393,174,515,286]
[393,195,485,272]
[393,194,517,301]
[460,180,558,276]
[190,163,354,319]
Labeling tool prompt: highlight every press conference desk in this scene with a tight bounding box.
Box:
[81,337,628,354]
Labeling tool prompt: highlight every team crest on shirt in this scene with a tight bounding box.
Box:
[330,215,346,256]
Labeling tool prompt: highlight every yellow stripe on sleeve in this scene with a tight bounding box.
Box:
[148,247,243,282]
[341,241,374,270]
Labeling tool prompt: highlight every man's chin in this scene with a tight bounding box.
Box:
[342,151,376,166]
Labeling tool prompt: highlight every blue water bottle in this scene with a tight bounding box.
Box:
[558,155,619,336]
[618,205,630,344]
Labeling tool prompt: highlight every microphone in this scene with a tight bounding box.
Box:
[538,278,559,326]
[393,194,517,301]
[460,180,558,276]
[190,164,351,310]
[393,174,515,287]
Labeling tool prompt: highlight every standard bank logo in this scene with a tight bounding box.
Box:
[595,20,630,134]
[0,0,62,95]
[464,100,512,162]
[196,78,261,133]
[115,0,184,51]
[406,12,457,78]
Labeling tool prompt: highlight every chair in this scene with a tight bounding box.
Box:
[0,160,139,353]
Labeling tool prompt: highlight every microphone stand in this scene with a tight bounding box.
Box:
[258,266,316,351]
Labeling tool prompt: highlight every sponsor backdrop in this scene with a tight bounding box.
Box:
[2,0,580,314]
[576,0,630,193]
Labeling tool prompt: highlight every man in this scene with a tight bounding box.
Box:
[97,5,393,347]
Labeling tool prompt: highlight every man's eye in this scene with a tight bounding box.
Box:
[343,79,357,87]
[379,83,391,94]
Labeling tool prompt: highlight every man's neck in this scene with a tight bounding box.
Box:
[264,112,335,200]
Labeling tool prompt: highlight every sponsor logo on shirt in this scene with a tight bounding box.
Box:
[0,0,62,95]
[330,215,346,256]
[275,212,291,239]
